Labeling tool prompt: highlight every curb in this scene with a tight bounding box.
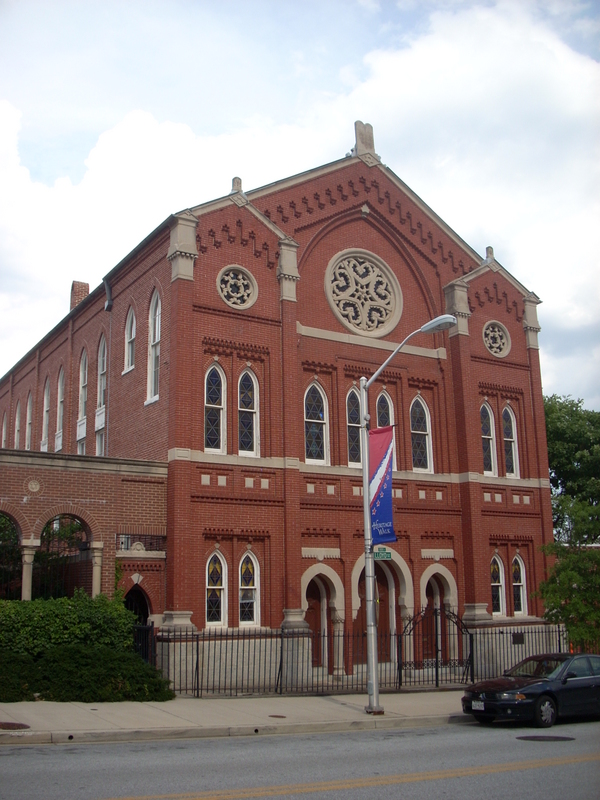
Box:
[0,714,470,746]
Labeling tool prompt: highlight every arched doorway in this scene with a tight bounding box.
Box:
[0,512,22,600]
[305,577,331,669]
[353,564,393,663]
[125,585,150,624]
[422,576,445,662]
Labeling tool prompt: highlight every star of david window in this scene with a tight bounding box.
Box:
[217,266,258,309]
[483,321,511,358]
[325,249,402,337]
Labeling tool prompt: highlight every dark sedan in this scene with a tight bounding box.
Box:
[462,652,600,727]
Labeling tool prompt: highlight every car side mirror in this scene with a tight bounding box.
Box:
[562,671,577,683]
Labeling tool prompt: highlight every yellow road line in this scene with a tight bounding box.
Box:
[105,752,600,800]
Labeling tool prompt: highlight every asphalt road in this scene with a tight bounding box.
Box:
[1,720,599,800]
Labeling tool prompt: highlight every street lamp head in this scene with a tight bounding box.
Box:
[419,314,457,334]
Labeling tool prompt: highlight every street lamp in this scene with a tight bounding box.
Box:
[360,313,457,714]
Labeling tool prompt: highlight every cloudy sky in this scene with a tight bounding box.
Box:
[0,0,598,408]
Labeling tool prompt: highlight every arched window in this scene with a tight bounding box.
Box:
[97,337,107,409]
[490,556,505,616]
[480,403,497,476]
[25,393,32,451]
[41,379,50,450]
[124,307,136,371]
[206,553,227,627]
[512,555,527,615]
[14,401,21,449]
[410,396,432,472]
[147,292,161,401]
[1,412,6,448]
[239,552,260,626]
[205,365,226,453]
[502,406,519,478]
[305,383,329,464]
[238,370,259,456]
[55,368,65,452]
[377,390,396,470]
[346,388,361,467]
[78,350,88,455]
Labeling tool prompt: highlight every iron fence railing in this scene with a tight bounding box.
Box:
[135,614,579,697]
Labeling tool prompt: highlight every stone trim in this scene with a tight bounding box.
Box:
[296,323,446,360]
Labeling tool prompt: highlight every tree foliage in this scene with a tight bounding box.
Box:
[539,396,600,644]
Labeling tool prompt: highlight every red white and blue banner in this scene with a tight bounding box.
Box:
[369,425,397,545]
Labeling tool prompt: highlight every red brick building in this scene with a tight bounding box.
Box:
[0,122,554,637]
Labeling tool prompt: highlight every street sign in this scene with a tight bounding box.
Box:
[374,548,391,560]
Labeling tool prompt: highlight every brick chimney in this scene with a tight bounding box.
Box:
[70,281,89,310]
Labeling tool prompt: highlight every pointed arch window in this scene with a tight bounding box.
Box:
[147,292,161,401]
[55,369,64,452]
[77,350,88,455]
[490,556,505,616]
[205,365,226,453]
[347,388,361,467]
[481,403,497,476]
[502,406,519,477]
[97,337,107,409]
[14,401,21,449]
[377,391,396,470]
[25,393,32,451]
[410,396,432,472]
[512,555,527,615]
[206,553,227,627]
[239,552,260,626]
[238,370,259,456]
[1,412,6,448]
[124,307,136,371]
[41,379,50,451]
[305,383,329,464]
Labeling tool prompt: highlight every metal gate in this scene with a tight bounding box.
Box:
[398,607,474,687]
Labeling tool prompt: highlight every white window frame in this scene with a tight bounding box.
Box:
[304,382,330,466]
[14,401,21,449]
[238,369,260,457]
[25,393,32,451]
[376,390,397,470]
[502,405,520,478]
[490,555,506,617]
[41,379,50,450]
[346,388,362,468]
[511,554,527,616]
[204,364,227,454]
[410,396,433,473]
[146,291,161,402]
[97,336,107,410]
[124,307,136,372]
[55,368,64,452]
[1,412,6,448]
[206,552,228,629]
[78,350,88,422]
[481,402,498,477]
[239,551,260,627]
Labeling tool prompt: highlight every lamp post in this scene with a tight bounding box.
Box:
[360,313,457,714]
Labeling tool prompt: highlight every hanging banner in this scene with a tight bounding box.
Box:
[369,425,397,545]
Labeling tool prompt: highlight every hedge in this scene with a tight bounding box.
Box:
[0,590,137,657]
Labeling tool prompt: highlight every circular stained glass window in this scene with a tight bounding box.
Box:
[217,265,258,309]
[483,321,511,358]
[325,249,402,338]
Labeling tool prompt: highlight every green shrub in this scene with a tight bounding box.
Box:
[34,644,175,702]
[0,650,36,702]
[0,590,136,657]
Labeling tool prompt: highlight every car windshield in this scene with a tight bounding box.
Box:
[506,657,566,680]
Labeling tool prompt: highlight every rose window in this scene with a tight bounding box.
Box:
[483,321,510,357]
[217,266,257,309]
[325,250,402,337]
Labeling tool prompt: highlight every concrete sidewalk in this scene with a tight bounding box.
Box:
[0,690,469,746]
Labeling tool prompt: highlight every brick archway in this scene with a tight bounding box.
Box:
[32,505,98,541]
[0,501,32,542]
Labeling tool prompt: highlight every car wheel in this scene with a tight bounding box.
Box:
[534,695,557,728]
[474,714,496,725]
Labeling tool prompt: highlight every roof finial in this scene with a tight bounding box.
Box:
[231,177,242,193]
[352,121,380,163]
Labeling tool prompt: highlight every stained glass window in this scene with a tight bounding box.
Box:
[347,390,361,465]
[481,405,495,474]
[491,556,504,614]
[377,394,390,427]
[205,367,224,451]
[207,554,224,624]
[512,556,525,614]
[238,372,256,454]
[239,554,257,624]
[305,385,326,462]
[503,407,517,476]
[411,398,429,471]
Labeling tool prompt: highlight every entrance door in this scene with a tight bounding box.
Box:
[353,565,392,662]
[305,579,329,668]
[125,585,150,624]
